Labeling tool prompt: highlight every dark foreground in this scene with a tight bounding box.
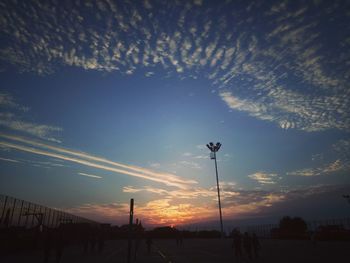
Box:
[1,238,350,263]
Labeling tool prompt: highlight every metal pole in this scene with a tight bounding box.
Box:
[1,196,8,222]
[31,204,36,227]
[214,151,224,238]
[24,203,30,228]
[127,198,134,263]
[18,200,24,226]
[10,198,17,227]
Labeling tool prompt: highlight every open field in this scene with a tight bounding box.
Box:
[1,238,350,263]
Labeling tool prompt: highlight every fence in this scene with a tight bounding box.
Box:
[0,194,97,228]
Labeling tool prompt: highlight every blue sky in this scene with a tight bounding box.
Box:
[0,0,350,228]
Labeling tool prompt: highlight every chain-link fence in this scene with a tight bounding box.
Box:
[0,194,97,228]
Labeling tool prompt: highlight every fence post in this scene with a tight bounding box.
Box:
[47,208,52,227]
[10,198,17,226]
[51,210,56,227]
[17,200,24,226]
[24,203,30,228]
[0,195,8,223]
[31,204,37,227]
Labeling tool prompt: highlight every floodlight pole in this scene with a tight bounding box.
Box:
[207,142,224,238]
[214,151,224,238]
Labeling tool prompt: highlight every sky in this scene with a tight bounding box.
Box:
[0,0,350,229]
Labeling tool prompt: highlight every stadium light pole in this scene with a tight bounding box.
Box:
[207,142,224,238]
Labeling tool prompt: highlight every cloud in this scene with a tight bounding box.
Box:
[136,198,214,226]
[332,139,350,158]
[287,159,349,177]
[78,172,102,179]
[0,91,62,142]
[193,155,208,159]
[0,93,28,111]
[0,156,20,163]
[179,160,202,170]
[0,113,62,143]
[66,202,130,224]
[196,145,207,150]
[0,1,349,133]
[248,172,278,185]
[149,162,161,168]
[122,182,240,201]
[0,134,197,189]
[23,159,68,169]
[220,91,270,119]
[70,185,284,225]
[66,184,348,225]
[219,88,350,132]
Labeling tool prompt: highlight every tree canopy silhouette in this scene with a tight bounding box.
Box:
[276,216,308,239]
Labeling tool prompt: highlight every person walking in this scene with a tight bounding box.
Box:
[232,228,243,258]
[243,232,252,260]
[252,233,261,259]
[146,236,153,254]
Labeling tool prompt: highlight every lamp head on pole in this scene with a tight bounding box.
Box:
[206,142,222,153]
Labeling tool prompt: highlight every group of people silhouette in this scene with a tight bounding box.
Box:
[42,224,106,263]
[232,228,260,260]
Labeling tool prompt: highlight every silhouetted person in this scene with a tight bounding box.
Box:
[232,229,242,258]
[176,231,183,247]
[146,236,152,254]
[243,232,252,260]
[54,227,65,263]
[134,222,144,260]
[310,231,317,245]
[89,229,97,252]
[98,231,105,254]
[252,233,260,259]
[82,230,89,253]
[43,228,54,263]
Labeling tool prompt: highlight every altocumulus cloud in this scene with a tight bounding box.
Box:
[0,0,349,132]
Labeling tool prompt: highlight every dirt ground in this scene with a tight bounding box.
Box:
[1,238,350,263]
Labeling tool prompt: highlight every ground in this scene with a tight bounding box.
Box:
[1,238,350,262]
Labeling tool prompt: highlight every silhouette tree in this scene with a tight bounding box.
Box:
[279,216,307,239]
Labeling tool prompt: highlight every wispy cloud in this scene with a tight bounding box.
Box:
[78,172,102,179]
[287,159,349,177]
[66,202,130,223]
[149,162,161,168]
[248,172,279,185]
[123,181,241,202]
[0,113,62,143]
[0,93,28,111]
[179,160,202,170]
[0,134,197,189]
[0,91,62,142]
[0,156,20,163]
